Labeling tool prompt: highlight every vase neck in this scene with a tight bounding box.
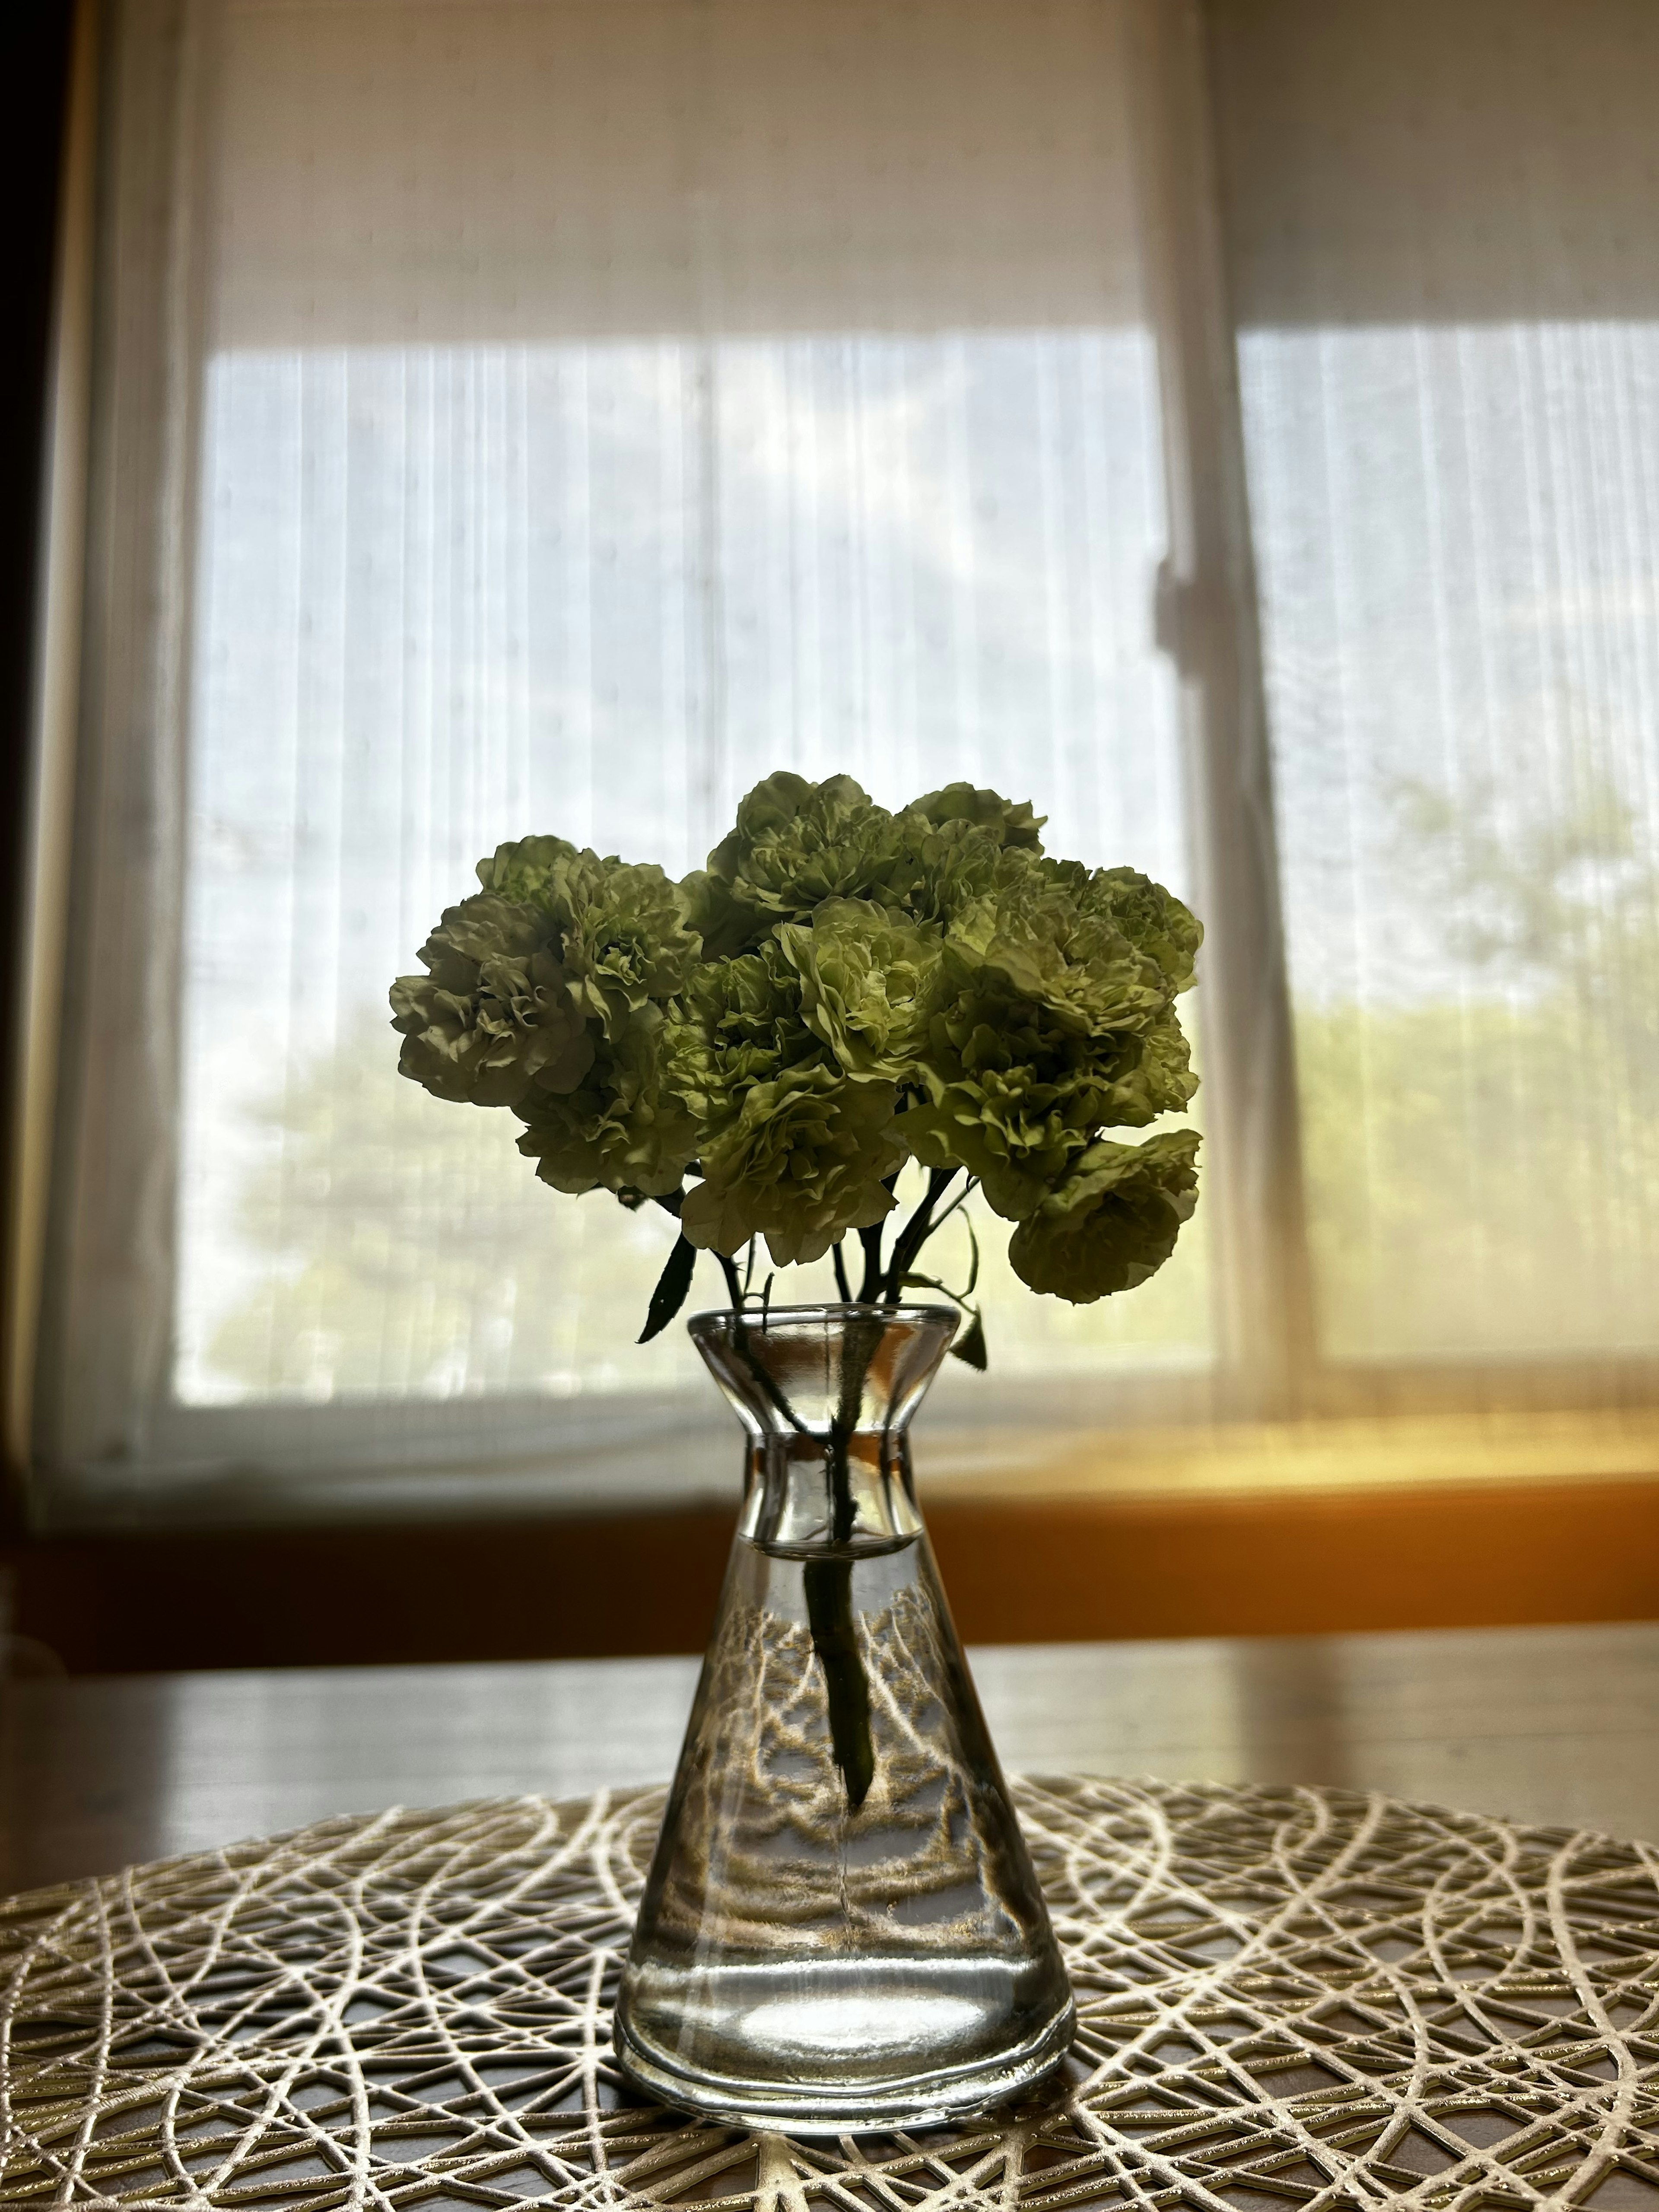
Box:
[737,1431,923,1556]
[688,1303,957,1438]
[689,1304,955,1559]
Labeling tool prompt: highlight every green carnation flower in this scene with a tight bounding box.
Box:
[779,898,944,1082]
[1106,1006,1198,1125]
[691,772,1056,953]
[665,931,909,1262]
[664,941,817,1126]
[390,895,593,1108]
[909,780,1046,851]
[478,836,700,1036]
[680,1062,906,1266]
[893,869,1187,1214]
[679,867,766,962]
[556,855,700,1033]
[898,1080,1083,1220]
[514,1008,698,1199]
[893,951,1105,1217]
[1008,1130,1201,1302]
[889,831,1017,942]
[475,833,580,906]
[394,833,700,1121]
[973,896,1168,1040]
[701,772,927,930]
[1046,860,1203,995]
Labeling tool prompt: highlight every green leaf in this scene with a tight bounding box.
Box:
[638,1232,698,1343]
[901,1269,986,1368]
[950,1311,988,1370]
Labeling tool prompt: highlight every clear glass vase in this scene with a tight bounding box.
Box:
[613,1303,1074,2134]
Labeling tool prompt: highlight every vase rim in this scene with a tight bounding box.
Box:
[686,1301,957,1331]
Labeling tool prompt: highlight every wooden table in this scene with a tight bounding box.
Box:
[3,1621,1656,1895]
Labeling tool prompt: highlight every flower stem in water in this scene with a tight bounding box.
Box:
[808,1305,890,1812]
[802,1554,874,1813]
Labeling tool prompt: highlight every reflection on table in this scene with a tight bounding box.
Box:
[3,1621,1655,1894]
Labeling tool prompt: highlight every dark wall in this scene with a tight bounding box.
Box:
[0,0,76,1535]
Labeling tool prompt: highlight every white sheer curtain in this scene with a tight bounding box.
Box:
[179,332,1201,1409]
[35,0,1210,1521]
[1213,0,1659,1398]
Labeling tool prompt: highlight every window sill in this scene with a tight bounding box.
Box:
[920,1407,1659,1503]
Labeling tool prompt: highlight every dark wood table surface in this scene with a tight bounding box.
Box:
[3,1621,1655,1896]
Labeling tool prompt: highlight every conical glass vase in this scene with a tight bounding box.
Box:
[613,1303,1074,2134]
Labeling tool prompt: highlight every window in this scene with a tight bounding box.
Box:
[1215,0,1659,1400]
[20,0,1659,1528]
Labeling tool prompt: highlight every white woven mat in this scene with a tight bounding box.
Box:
[3,1777,1658,2210]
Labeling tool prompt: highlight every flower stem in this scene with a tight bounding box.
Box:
[810,1303,889,1810]
[802,1555,873,1812]
[718,1275,888,1815]
[881,1167,958,1303]
[855,1223,886,1303]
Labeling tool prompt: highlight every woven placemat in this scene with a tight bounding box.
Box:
[3,1776,1658,2209]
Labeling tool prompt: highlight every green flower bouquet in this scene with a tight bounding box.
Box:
[390,771,1202,1343]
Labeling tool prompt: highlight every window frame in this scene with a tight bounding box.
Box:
[15,0,1654,1536]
